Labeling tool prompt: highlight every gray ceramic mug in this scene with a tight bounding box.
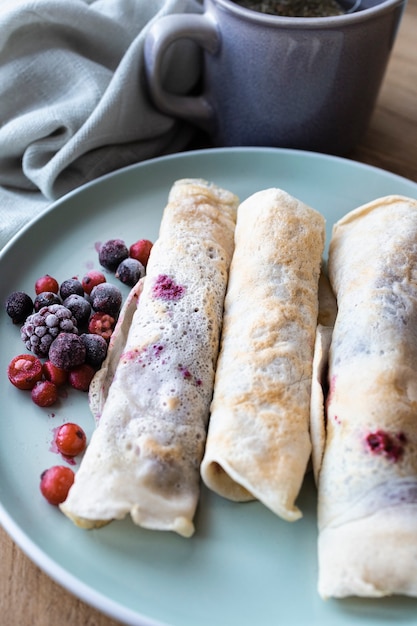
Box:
[144,0,406,155]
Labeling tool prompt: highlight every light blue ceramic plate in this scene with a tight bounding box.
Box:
[1,147,417,626]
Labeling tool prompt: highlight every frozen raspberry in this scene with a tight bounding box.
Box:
[35,275,59,295]
[88,312,115,341]
[129,239,153,267]
[49,333,86,370]
[90,283,122,317]
[98,239,128,271]
[115,258,145,287]
[81,270,106,295]
[80,333,108,367]
[34,291,62,312]
[69,364,96,391]
[20,304,78,357]
[63,294,91,327]
[5,291,33,323]
[59,278,84,300]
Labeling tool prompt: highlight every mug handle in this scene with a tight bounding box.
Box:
[144,13,219,132]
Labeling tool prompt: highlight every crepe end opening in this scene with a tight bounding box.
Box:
[202,460,255,502]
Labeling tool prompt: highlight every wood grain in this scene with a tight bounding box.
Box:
[352,0,417,181]
[1,1,416,624]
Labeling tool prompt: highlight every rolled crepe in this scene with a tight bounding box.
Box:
[61,179,238,537]
[200,188,325,521]
[317,195,417,598]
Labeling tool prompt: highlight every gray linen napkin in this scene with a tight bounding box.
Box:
[0,0,203,250]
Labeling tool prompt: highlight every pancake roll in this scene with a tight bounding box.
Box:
[316,195,417,597]
[201,188,325,521]
[61,179,238,537]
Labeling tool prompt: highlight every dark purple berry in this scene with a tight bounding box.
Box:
[98,239,128,272]
[59,278,84,300]
[115,258,145,287]
[63,294,91,327]
[80,333,108,367]
[49,333,86,370]
[90,283,122,318]
[5,291,33,323]
[34,291,62,312]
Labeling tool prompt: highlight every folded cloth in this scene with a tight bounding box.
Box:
[0,0,203,249]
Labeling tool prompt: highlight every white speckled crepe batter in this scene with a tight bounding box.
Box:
[61,179,238,537]
[201,188,325,521]
[316,195,417,598]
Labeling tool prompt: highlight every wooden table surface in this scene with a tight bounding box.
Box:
[1,1,416,625]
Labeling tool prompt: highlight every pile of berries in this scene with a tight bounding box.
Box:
[5,270,125,406]
[4,235,153,507]
[98,237,152,286]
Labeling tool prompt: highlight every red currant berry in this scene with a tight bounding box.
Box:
[8,354,43,390]
[129,239,153,268]
[35,274,59,295]
[40,466,75,505]
[55,423,87,457]
[68,364,96,391]
[31,380,59,407]
[81,270,106,295]
[42,361,68,387]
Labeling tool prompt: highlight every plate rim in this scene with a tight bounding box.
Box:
[1,146,417,626]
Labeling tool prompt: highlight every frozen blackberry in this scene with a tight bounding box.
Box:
[59,278,84,300]
[90,283,122,318]
[63,294,91,327]
[21,304,78,357]
[49,333,86,370]
[5,291,33,323]
[80,333,108,367]
[99,239,129,272]
[115,258,145,287]
[34,291,62,312]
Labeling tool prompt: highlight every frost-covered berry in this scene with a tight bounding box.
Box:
[129,239,153,268]
[34,291,62,312]
[31,380,59,407]
[49,333,86,370]
[42,361,68,386]
[59,278,84,300]
[81,270,106,295]
[35,275,59,295]
[115,257,145,287]
[90,283,122,317]
[69,364,96,391]
[63,294,91,327]
[21,304,78,357]
[5,291,33,323]
[88,312,115,341]
[99,239,128,271]
[8,354,43,390]
[80,333,108,367]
